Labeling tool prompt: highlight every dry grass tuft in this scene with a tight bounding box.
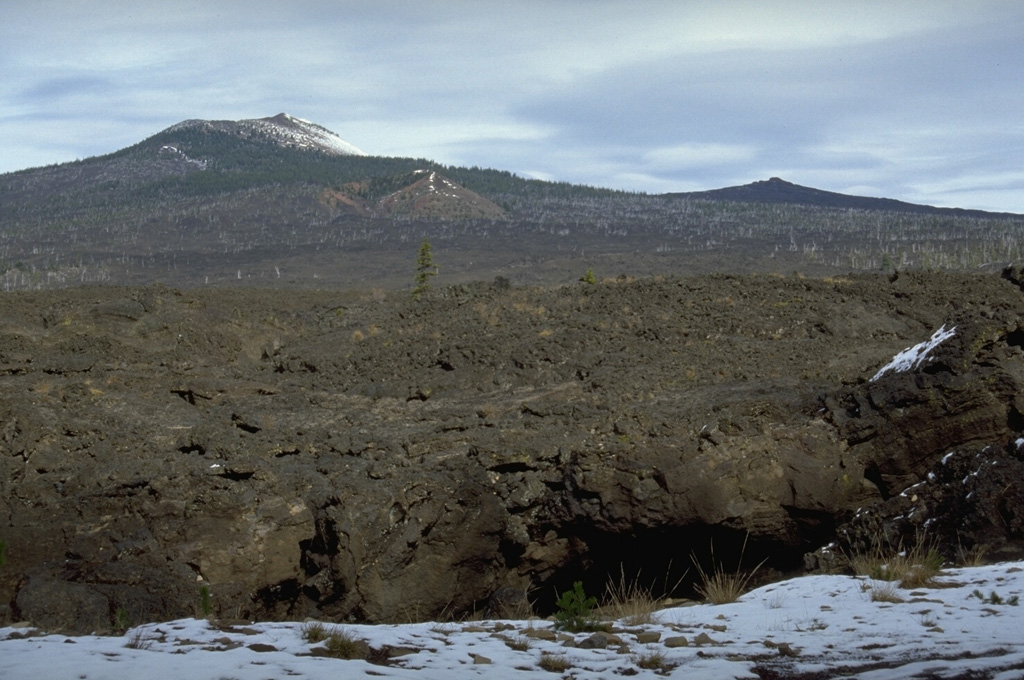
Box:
[635,649,674,671]
[868,580,904,603]
[322,627,367,660]
[301,620,329,643]
[849,535,944,589]
[303,622,368,660]
[601,565,684,625]
[487,585,536,621]
[956,542,988,567]
[692,536,765,605]
[124,630,153,650]
[538,652,573,673]
[503,634,531,652]
[429,622,459,636]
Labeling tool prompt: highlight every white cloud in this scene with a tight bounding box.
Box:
[903,170,1024,211]
[341,119,555,163]
[643,144,758,171]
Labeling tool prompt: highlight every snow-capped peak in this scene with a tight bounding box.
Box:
[164,114,367,157]
[256,113,367,156]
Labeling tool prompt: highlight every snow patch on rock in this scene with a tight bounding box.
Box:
[871,324,956,382]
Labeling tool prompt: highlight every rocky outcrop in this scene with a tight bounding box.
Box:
[3,272,1024,631]
[830,442,1024,566]
[811,297,1024,565]
[825,312,1024,498]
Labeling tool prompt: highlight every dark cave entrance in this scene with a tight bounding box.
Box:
[527,524,818,616]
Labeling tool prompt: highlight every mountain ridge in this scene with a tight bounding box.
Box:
[666,176,1021,219]
[2,114,1024,290]
[2,113,1018,219]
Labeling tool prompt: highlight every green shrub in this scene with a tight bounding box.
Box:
[198,584,213,619]
[113,607,131,634]
[553,581,600,632]
[580,268,596,284]
[971,589,1019,606]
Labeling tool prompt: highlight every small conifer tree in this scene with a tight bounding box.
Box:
[413,238,438,299]
[198,583,213,618]
[553,581,599,631]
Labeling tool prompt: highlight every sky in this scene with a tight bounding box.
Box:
[2,1,1023,212]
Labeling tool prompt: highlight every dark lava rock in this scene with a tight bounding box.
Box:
[819,303,1024,564]
[3,272,1024,631]
[832,443,1024,563]
[825,310,1024,498]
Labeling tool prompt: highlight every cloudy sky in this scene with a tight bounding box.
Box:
[2,1,1023,212]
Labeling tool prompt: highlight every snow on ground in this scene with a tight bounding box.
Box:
[2,562,1023,679]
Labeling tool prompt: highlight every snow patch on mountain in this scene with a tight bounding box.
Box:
[257,113,367,156]
[165,113,366,157]
[373,169,507,219]
[158,144,208,169]
[407,169,464,200]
